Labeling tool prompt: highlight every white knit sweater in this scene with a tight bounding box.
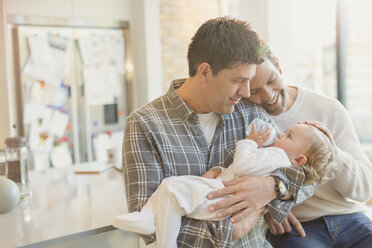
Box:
[271,86,372,221]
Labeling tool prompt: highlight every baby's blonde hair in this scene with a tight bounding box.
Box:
[302,125,337,184]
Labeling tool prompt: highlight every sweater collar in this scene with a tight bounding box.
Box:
[272,86,304,121]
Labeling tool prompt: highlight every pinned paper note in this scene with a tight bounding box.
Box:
[53,84,69,109]
[106,34,125,74]
[24,80,68,109]
[51,142,72,168]
[27,34,51,64]
[78,34,106,65]
[28,106,54,152]
[23,103,44,125]
[50,110,69,137]
[83,65,121,105]
[93,133,110,161]
[23,33,71,87]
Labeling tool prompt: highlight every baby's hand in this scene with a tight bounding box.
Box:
[201,170,221,179]
[246,123,271,147]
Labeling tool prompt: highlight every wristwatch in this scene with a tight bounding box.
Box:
[274,177,287,199]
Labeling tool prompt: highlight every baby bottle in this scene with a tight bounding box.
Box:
[247,118,277,146]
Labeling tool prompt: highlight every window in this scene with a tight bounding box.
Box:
[291,0,372,159]
[345,0,372,158]
[291,0,337,98]
[229,0,372,160]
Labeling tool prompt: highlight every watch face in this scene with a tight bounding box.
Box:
[279,180,286,193]
[278,180,287,198]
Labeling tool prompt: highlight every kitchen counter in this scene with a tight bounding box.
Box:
[0,165,140,248]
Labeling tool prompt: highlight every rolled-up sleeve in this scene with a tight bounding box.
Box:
[267,166,306,224]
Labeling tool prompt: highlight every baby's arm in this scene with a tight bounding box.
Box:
[246,123,272,147]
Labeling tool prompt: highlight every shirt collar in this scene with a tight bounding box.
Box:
[166,78,198,123]
[166,78,231,125]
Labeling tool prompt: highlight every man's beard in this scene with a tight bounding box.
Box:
[263,88,287,116]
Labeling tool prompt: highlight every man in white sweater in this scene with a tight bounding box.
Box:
[247,43,372,247]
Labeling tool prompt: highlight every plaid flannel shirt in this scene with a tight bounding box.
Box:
[123,79,305,247]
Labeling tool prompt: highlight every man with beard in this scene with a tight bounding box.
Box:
[247,41,372,247]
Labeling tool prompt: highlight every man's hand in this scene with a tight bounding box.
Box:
[299,120,335,146]
[232,207,267,240]
[207,176,276,223]
[264,211,306,237]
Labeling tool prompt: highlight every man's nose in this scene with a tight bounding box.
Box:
[238,81,250,98]
[262,86,275,102]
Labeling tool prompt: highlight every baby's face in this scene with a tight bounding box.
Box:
[273,124,315,161]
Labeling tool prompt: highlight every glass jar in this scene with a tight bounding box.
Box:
[4,137,32,198]
[0,149,6,177]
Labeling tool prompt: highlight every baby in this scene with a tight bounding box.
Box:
[114,119,336,248]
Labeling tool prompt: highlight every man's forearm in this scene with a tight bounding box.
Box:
[263,176,277,201]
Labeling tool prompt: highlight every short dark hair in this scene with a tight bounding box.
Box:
[187,17,263,77]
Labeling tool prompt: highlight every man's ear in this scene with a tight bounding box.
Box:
[291,155,307,166]
[197,62,212,79]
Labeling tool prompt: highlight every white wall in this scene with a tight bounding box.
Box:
[5,0,132,20]
[131,0,163,109]
[265,0,294,84]
[231,0,269,40]
[230,0,295,84]
[0,1,12,148]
